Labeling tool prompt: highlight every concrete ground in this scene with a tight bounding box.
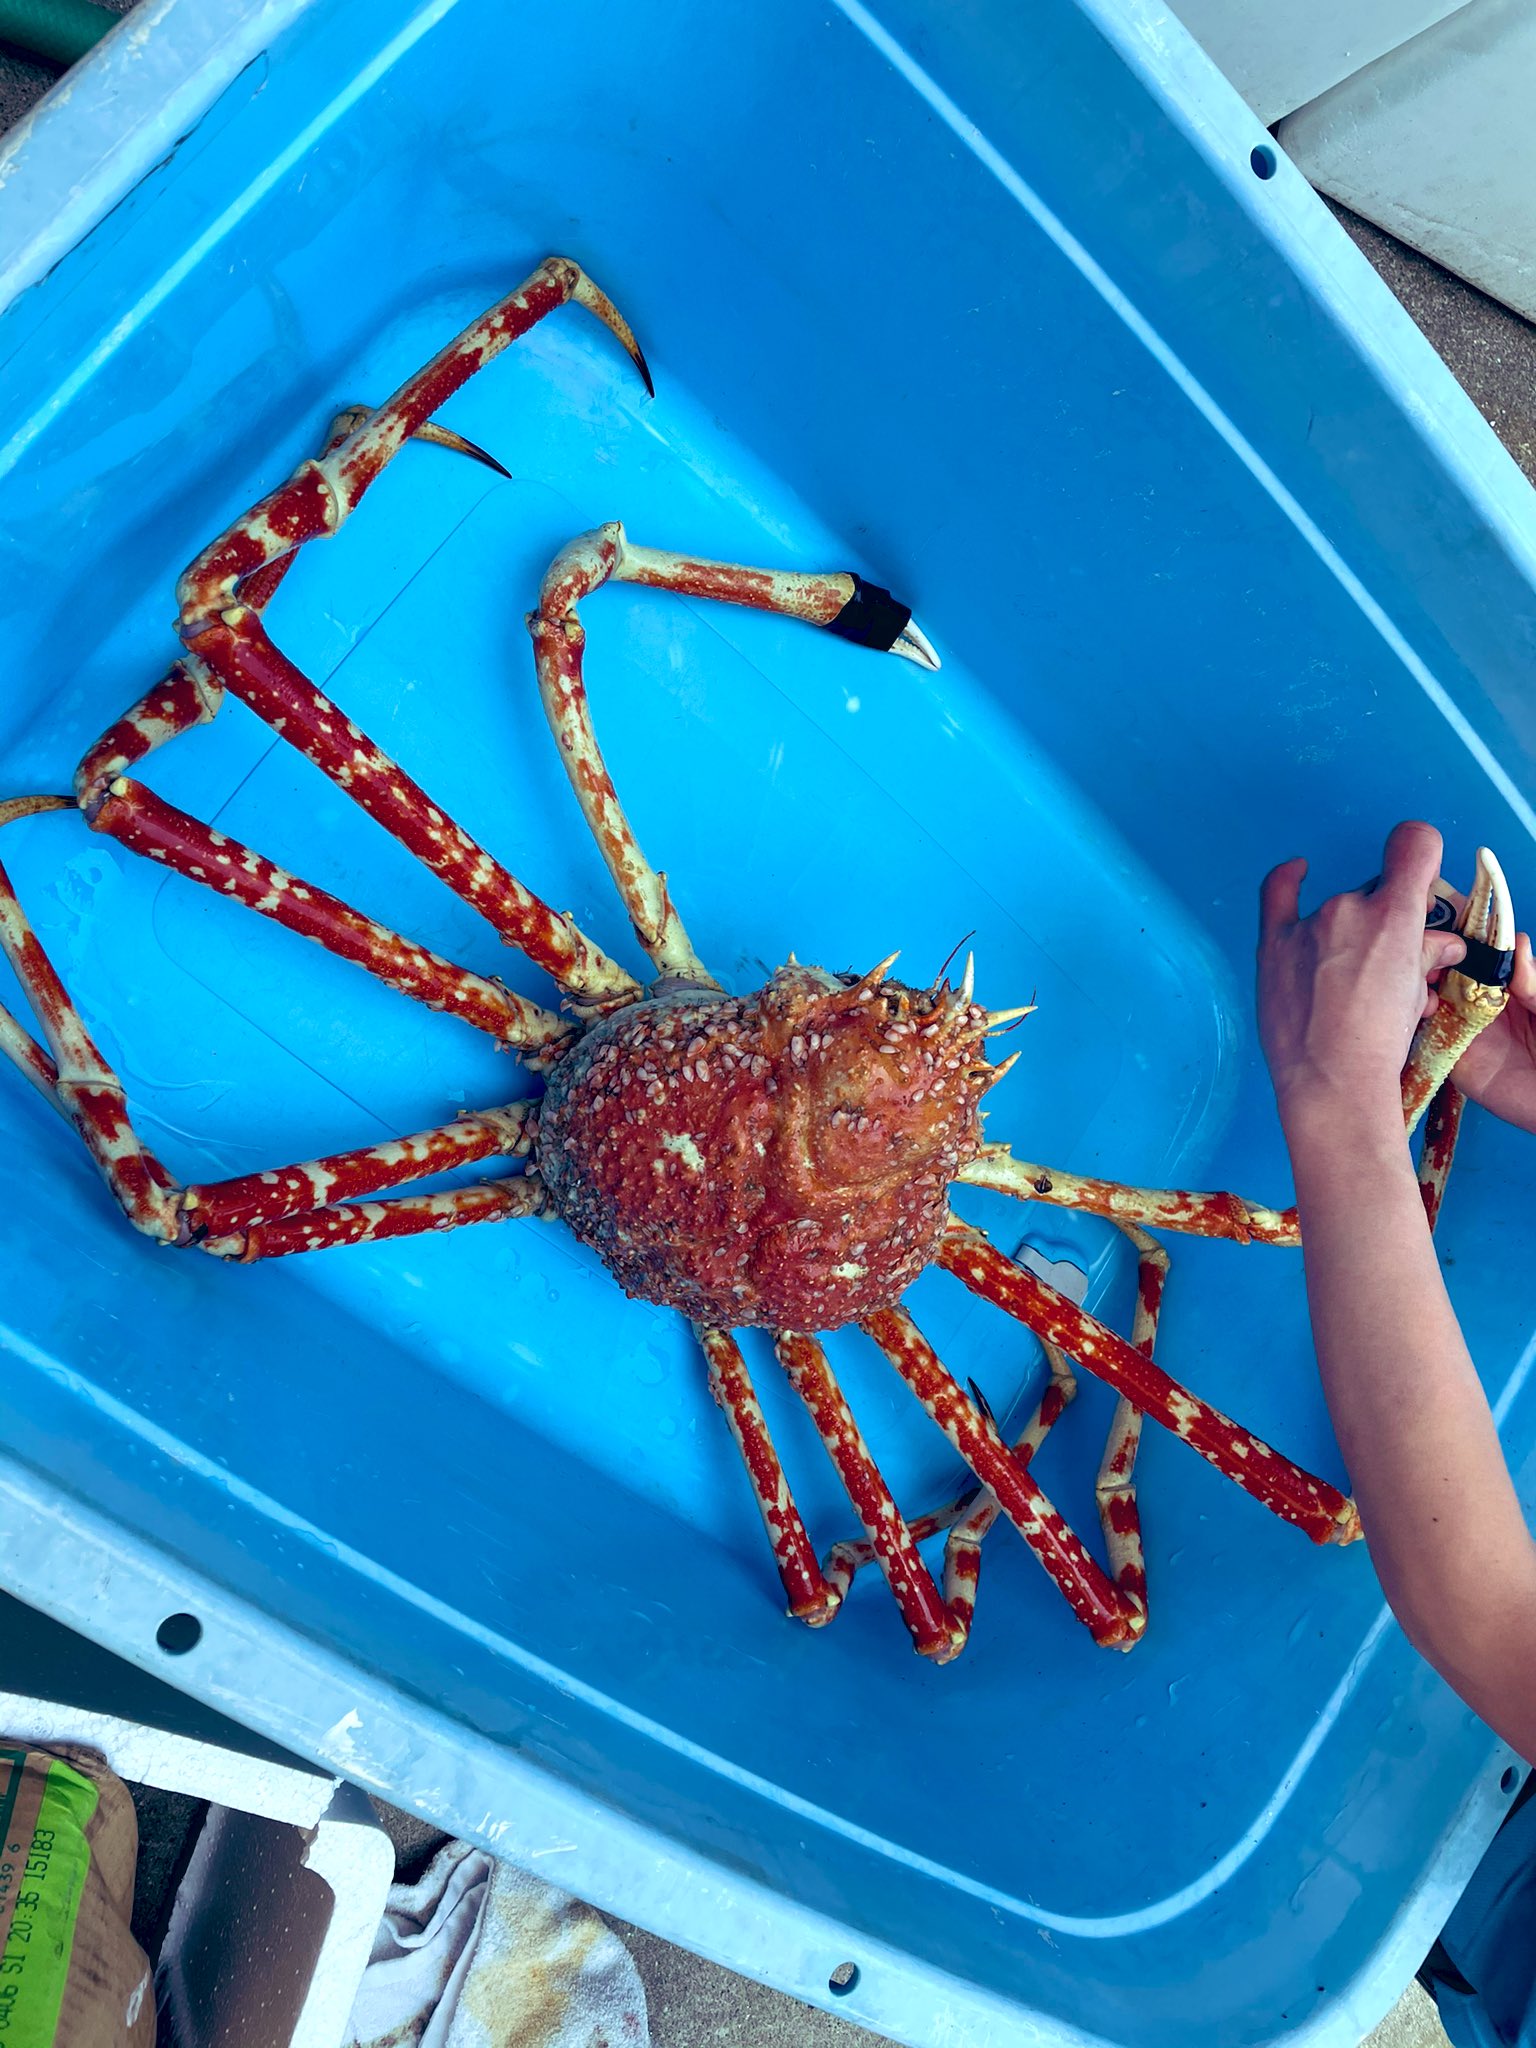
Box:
[2,17,1528,2048]
[1327,197,1536,486]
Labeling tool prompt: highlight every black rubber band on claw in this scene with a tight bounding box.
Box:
[828,576,912,652]
[1450,934,1516,988]
[1422,898,1515,986]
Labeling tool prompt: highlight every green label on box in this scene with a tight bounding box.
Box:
[0,1748,99,2046]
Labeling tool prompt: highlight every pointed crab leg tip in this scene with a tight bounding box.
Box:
[959,952,975,1007]
[984,1049,1022,1089]
[966,1376,1001,1428]
[893,619,941,671]
[567,265,655,396]
[1473,845,1516,947]
[984,1004,1037,1030]
[417,422,513,477]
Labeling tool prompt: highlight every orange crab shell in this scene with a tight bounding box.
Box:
[536,964,993,1329]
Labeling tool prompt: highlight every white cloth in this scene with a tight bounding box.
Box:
[346,1839,649,2048]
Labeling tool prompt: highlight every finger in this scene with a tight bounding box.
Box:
[1421,987,1440,1020]
[1380,820,1444,904]
[1512,932,1536,1012]
[1259,856,1307,941]
[1424,932,1467,978]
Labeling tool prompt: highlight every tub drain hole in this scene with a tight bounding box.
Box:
[156,1612,203,1655]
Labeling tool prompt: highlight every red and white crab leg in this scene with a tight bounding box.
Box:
[1417,1080,1465,1232]
[0,798,76,1115]
[774,1332,965,1661]
[74,658,226,806]
[830,1230,1162,1637]
[0,834,542,1248]
[1093,1225,1165,1613]
[1,837,182,1236]
[180,1103,535,1241]
[202,1173,546,1261]
[957,1150,1301,1246]
[819,1343,1079,1622]
[860,1308,1142,1647]
[697,1327,842,1625]
[528,521,938,982]
[76,782,571,1055]
[178,261,649,628]
[50,403,572,1050]
[0,995,64,1111]
[931,1342,1080,1630]
[75,413,503,808]
[939,1221,1361,1545]
[173,261,651,1010]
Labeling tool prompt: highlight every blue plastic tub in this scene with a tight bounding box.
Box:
[2,3,1535,2042]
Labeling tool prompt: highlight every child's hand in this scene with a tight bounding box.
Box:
[1257,820,1467,1131]
[1450,930,1536,1131]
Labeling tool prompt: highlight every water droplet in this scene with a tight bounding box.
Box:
[658,1417,678,1440]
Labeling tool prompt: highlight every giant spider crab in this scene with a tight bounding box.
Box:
[0,259,1516,1660]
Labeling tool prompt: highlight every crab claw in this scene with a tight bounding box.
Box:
[1456,846,1516,973]
[826,576,941,671]
[1403,845,1516,1133]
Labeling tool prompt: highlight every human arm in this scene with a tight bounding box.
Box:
[1258,820,1536,1763]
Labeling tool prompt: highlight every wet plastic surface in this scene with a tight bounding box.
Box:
[2,3,1535,2043]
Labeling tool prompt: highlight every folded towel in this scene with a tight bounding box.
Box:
[347,1838,649,2048]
